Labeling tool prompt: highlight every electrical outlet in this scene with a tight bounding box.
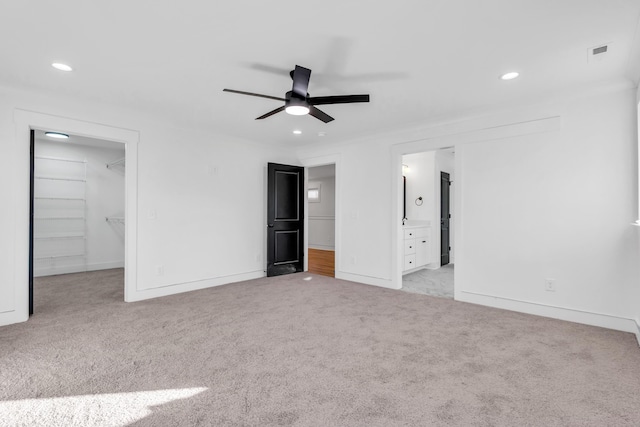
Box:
[148,209,157,220]
[156,265,164,276]
[545,278,556,292]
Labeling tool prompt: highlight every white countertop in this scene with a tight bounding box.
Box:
[403,220,431,228]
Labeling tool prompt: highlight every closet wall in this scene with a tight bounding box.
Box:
[34,137,125,276]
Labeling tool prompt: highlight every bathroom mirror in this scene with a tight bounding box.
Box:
[403,176,407,222]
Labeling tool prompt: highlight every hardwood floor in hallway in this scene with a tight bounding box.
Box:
[308,248,334,277]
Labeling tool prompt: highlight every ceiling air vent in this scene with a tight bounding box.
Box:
[592,45,608,55]
[588,43,611,63]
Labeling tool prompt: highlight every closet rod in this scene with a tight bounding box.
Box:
[106,157,125,168]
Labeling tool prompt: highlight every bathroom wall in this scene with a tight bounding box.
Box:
[403,151,436,222]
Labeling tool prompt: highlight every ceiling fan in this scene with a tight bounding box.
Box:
[223,65,370,123]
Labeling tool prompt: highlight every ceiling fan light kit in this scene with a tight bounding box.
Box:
[284,92,310,116]
[223,65,370,123]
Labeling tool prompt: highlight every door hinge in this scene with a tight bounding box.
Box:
[448,214,451,218]
[449,246,451,251]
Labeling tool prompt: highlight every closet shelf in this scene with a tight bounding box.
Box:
[35,156,86,164]
[35,235,85,241]
[35,197,85,201]
[35,176,86,182]
[34,216,85,220]
[34,155,88,276]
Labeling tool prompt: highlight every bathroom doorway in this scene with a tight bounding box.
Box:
[400,148,455,298]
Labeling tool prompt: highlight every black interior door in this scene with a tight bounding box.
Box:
[29,129,35,315]
[440,171,451,266]
[267,163,304,277]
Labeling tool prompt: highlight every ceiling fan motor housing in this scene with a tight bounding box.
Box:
[285,91,309,108]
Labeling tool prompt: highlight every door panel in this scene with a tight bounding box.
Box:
[274,230,300,264]
[267,163,304,276]
[440,171,450,266]
[275,171,300,220]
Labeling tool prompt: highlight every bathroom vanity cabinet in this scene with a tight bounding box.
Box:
[403,225,431,273]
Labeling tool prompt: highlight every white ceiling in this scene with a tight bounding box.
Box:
[2,1,639,147]
[308,164,336,180]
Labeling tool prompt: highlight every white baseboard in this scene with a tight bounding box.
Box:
[336,271,398,290]
[126,270,265,302]
[87,261,124,272]
[635,320,640,347]
[34,261,125,277]
[458,290,638,335]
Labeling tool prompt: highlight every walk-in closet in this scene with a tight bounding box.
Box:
[32,130,125,308]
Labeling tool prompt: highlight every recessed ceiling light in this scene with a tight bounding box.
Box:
[45,132,69,139]
[52,63,73,72]
[500,72,520,80]
[292,130,302,135]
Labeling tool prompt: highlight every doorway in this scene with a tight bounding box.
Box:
[30,130,126,314]
[400,148,455,298]
[307,164,336,277]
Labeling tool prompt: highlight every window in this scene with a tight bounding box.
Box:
[308,184,321,203]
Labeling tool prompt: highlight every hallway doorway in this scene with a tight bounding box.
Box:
[307,164,335,277]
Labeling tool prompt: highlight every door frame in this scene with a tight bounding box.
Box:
[299,155,341,276]
[14,110,139,323]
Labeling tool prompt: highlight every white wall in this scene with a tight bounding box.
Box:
[297,84,640,333]
[34,139,125,275]
[308,173,335,250]
[0,85,296,326]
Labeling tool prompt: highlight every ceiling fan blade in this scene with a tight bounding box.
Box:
[291,65,311,98]
[256,106,286,120]
[308,94,370,105]
[223,89,285,102]
[308,106,334,123]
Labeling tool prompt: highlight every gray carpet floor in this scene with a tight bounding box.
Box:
[1,269,640,426]
[402,264,454,298]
